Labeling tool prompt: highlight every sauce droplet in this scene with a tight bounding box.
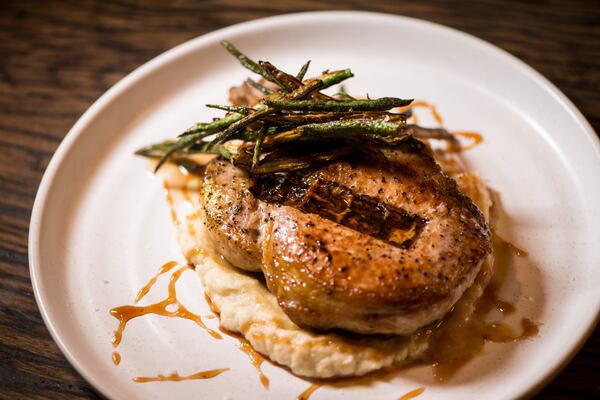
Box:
[398,387,425,400]
[133,368,229,383]
[112,351,121,366]
[297,382,321,400]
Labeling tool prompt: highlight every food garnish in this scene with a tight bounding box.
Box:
[135,41,456,174]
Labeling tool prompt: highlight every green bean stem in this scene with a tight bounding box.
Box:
[178,112,244,137]
[211,69,353,145]
[205,104,252,114]
[259,61,303,92]
[263,120,407,146]
[296,60,311,80]
[246,79,274,95]
[220,41,279,86]
[265,97,413,112]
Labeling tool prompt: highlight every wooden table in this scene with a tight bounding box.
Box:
[1,1,598,398]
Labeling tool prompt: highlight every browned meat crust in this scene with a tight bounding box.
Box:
[200,138,491,335]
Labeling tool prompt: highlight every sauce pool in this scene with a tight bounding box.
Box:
[427,235,538,381]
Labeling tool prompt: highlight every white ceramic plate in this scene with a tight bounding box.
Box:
[29,11,600,400]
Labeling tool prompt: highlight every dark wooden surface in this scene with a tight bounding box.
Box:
[0,0,598,398]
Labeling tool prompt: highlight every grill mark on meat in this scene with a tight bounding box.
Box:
[252,174,426,249]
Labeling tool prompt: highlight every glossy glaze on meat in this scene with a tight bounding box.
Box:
[200,138,491,335]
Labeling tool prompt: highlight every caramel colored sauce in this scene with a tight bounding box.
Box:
[297,382,321,400]
[493,232,528,257]
[133,368,229,383]
[521,318,540,337]
[185,212,199,238]
[185,246,205,262]
[203,290,270,389]
[398,387,425,400]
[430,315,537,380]
[239,338,270,389]
[110,264,221,349]
[399,101,443,125]
[484,318,539,342]
[431,357,472,382]
[398,101,485,154]
[112,351,121,365]
[135,261,178,303]
[495,299,516,315]
[163,181,179,226]
[446,131,484,153]
[204,293,220,314]
[219,327,270,389]
[184,209,204,242]
[427,238,538,381]
[181,174,194,205]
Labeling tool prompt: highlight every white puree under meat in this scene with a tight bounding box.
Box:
[164,158,493,378]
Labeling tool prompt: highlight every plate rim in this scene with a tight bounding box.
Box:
[28,10,600,400]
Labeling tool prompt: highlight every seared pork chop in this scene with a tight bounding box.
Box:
[200,138,491,335]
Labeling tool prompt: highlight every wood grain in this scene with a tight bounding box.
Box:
[0,0,598,398]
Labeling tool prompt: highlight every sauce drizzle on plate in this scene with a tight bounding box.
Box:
[398,387,425,400]
[447,131,484,153]
[399,100,484,153]
[109,263,221,349]
[203,292,271,389]
[399,100,444,125]
[163,181,179,226]
[297,382,321,400]
[135,261,178,303]
[133,368,229,383]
